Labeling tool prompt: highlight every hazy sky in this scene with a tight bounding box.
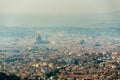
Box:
[0,0,120,27]
[0,0,120,14]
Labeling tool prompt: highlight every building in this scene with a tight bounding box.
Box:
[34,35,50,44]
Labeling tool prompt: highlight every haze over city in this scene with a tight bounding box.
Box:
[0,0,120,80]
[0,0,120,27]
